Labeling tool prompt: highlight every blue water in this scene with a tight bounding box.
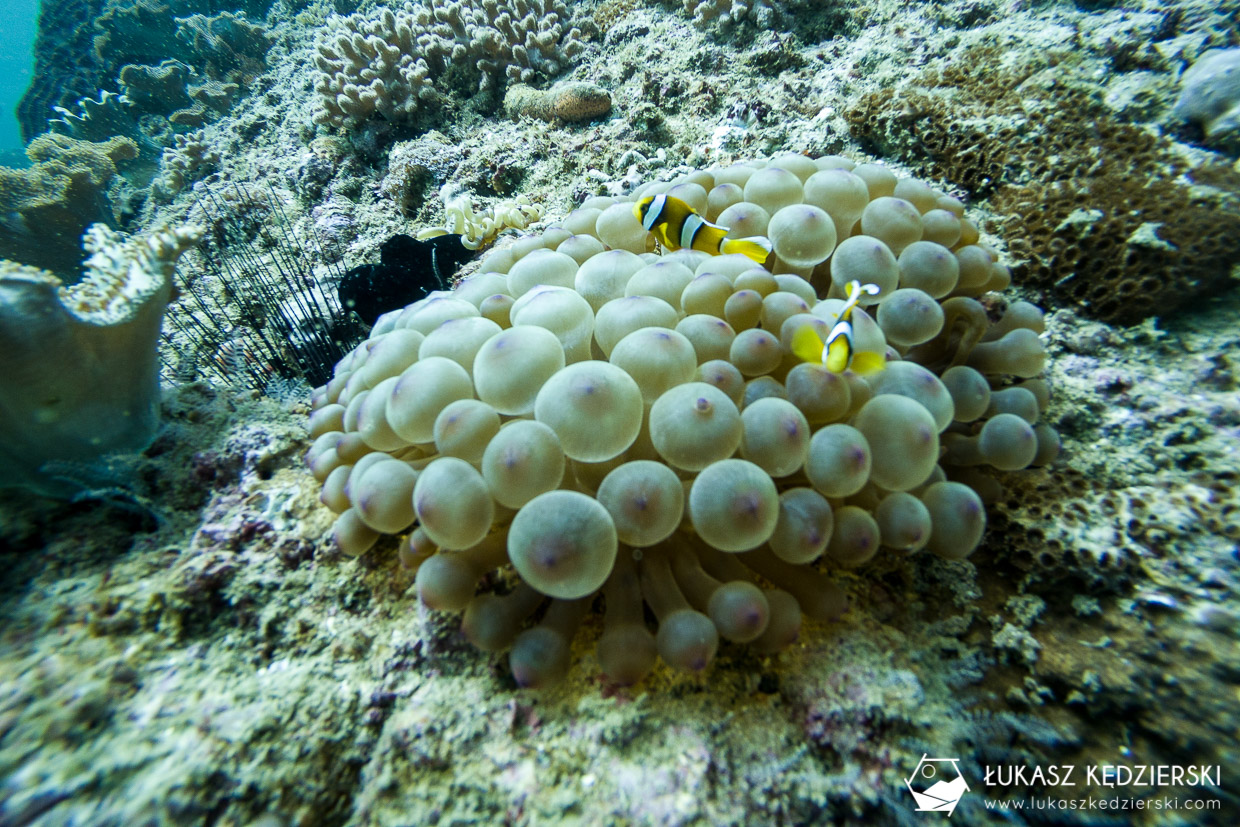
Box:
[0,0,39,160]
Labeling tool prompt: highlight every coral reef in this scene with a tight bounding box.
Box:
[5,0,1240,821]
[47,89,140,145]
[174,11,272,84]
[41,2,269,154]
[0,134,138,275]
[339,233,474,325]
[378,132,465,215]
[0,222,200,497]
[312,0,587,129]
[92,0,180,73]
[846,46,1240,324]
[15,0,108,141]
[308,157,1057,687]
[679,0,807,33]
[160,184,365,391]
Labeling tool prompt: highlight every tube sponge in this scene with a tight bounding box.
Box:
[0,223,200,496]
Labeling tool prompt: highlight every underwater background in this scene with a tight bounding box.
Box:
[1,0,1238,824]
[0,0,38,166]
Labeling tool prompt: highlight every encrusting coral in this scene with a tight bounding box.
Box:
[307,155,1056,688]
[846,46,1240,324]
[312,0,587,130]
[0,222,201,497]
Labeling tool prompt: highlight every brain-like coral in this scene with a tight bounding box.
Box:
[306,157,1057,687]
[312,0,587,129]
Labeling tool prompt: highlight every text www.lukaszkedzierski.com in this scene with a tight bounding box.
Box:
[983,797,1221,812]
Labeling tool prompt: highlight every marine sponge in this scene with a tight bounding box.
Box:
[308,156,1055,686]
[0,222,201,497]
[503,81,612,123]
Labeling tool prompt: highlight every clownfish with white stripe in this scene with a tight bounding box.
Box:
[633,194,773,263]
[791,280,887,374]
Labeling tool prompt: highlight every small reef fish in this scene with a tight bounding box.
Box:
[633,194,772,263]
[792,280,886,374]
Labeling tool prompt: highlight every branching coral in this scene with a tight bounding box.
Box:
[312,0,587,129]
[679,0,808,32]
[154,130,220,198]
[307,156,1057,687]
[0,222,200,497]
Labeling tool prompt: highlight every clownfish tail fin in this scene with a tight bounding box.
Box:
[791,324,826,364]
[720,235,772,264]
[849,351,888,376]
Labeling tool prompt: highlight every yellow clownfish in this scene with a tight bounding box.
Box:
[633,194,772,264]
[791,280,886,374]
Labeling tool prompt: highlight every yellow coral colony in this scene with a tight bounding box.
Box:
[308,155,1055,687]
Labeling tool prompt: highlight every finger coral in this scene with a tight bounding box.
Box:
[312,0,586,130]
[307,156,1056,687]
